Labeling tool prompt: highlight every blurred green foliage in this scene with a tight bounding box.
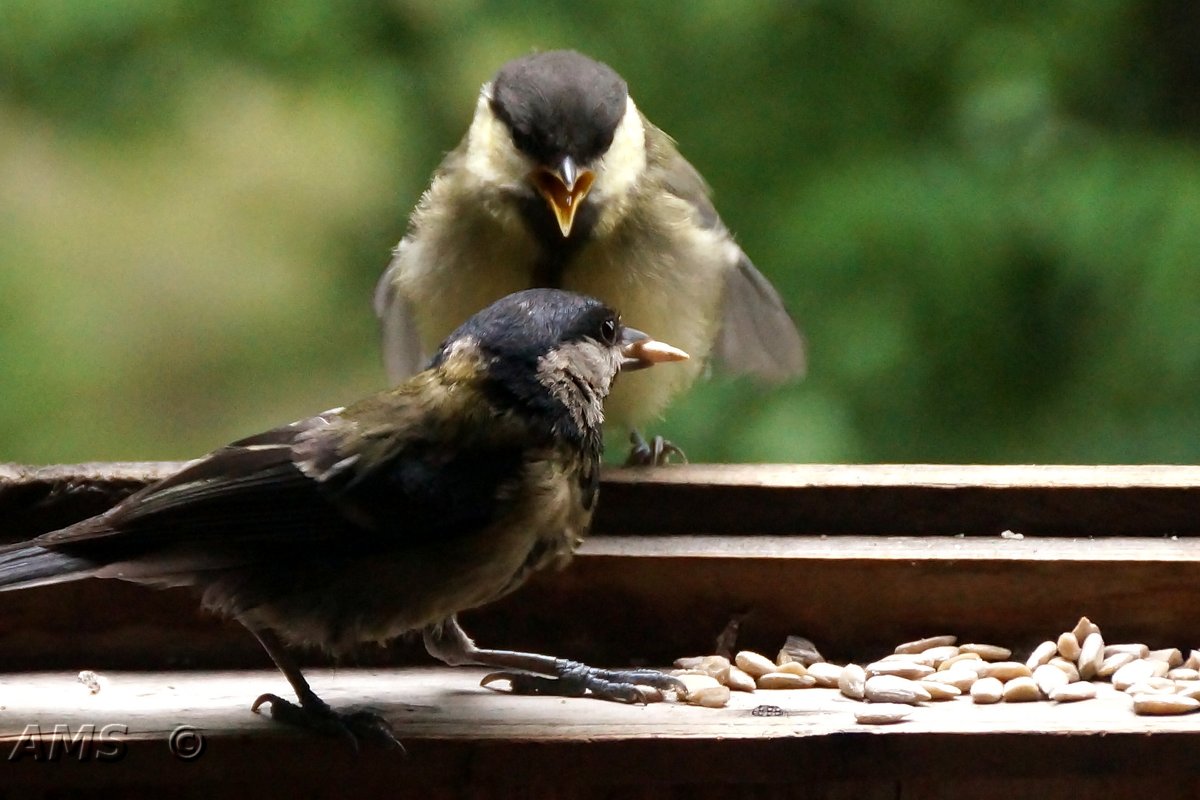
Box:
[2,0,1199,464]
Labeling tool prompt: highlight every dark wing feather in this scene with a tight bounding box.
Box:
[32,386,531,577]
[31,415,363,573]
[292,386,529,541]
[656,134,807,380]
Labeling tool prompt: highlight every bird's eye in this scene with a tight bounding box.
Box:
[599,317,618,345]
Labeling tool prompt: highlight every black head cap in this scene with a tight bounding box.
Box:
[434,288,619,368]
[490,50,629,166]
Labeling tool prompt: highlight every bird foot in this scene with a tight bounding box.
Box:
[625,431,687,466]
[251,693,403,751]
[480,660,688,704]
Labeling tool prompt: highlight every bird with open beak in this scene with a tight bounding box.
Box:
[376,50,806,464]
[0,289,689,747]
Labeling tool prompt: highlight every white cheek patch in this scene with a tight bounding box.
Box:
[464,87,531,189]
[592,97,647,202]
[536,341,620,428]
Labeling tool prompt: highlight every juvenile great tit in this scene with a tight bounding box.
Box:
[0,288,689,747]
[375,50,805,464]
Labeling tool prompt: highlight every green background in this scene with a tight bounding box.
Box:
[3,1,1198,465]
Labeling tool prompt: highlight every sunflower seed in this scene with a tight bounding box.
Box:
[1033,663,1070,697]
[970,676,1004,704]
[838,663,867,700]
[959,644,1012,661]
[1071,616,1100,642]
[1056,632,1081,660]
[1078,632,1105,680]
[1002,676,1040,702]
[866,660,935,680]
[806,662,845,688]
[864,675,931,705]
[1132,693,1200,716]
[894,635,957,654]
[1049,682,1097,702]
[1025,641,1058,670]
[726,666,757,692]
[757,672,816,690]
[688,685,731,708]
[855,703,912,724]
[735,651,777,679]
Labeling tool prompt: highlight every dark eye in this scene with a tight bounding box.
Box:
[599,317,618,345]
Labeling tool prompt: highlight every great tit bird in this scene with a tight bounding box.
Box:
[375,50,805,464]
[0,289,688,746]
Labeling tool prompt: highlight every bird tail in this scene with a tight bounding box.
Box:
[0,542,95,591]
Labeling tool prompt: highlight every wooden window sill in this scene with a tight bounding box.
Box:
[3,463,1200,797]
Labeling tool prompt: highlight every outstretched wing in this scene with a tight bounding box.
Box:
[657,137,807,380]
[374,257,429,382]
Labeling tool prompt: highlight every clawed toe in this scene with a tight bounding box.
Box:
[626,431,687,466]
[481,661,687,704]
[252,692,402,750]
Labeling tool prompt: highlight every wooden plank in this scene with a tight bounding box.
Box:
[3,667,1199,742]
[2,463,1199,670]
[0,461,185,540]
[582,533,1200,560]
[4,668,1200,799]
[6,462,1200,539]
[596,464,1200,536]
[1,535,1198,669]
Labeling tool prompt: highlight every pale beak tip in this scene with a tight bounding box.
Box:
[639,341,690,363]
[621,339,690,371]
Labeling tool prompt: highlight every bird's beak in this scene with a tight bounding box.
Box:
[532,155,596,237]
[619,327,690,372]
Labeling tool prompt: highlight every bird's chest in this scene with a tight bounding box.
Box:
[422,452,591,617]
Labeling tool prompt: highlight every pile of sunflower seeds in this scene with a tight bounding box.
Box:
[667,617,1200,722]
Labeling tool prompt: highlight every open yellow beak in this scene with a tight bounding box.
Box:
[532,155,596,237]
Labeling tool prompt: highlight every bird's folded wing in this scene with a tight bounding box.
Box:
[31,415,357,559]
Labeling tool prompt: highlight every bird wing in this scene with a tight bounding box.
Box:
[374,257,428,381]
[712,254,808,380]
[657,140,807,380]
[33,388,530,574]
[31,412,358,561]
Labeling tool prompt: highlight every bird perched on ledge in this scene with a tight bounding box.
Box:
[0,289,688,746]
[375,50,805,464]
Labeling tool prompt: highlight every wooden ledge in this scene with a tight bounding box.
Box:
[596,463,1200,536]
[6,462,1200,539]
[4,668,1200,796]
[4,666,1197,742]
[5,463,1200,795]
[3,463,1200,668]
